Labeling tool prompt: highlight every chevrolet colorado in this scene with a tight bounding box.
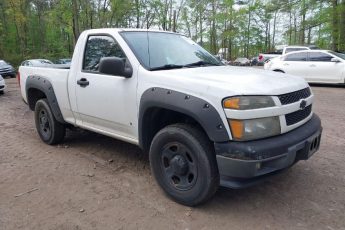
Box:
[19,29,322,206]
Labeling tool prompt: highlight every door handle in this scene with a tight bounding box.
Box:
[310,64,316,67]
[77,78,89,87]
[283,63,289,66]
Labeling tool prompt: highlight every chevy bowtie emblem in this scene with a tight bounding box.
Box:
[300,100,307,110]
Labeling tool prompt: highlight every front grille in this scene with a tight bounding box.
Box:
[278,88,311,105]
[285,105,312,126]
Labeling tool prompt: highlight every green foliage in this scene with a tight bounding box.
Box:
[0,0,344,67]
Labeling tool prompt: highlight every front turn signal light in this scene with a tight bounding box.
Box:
[223,98,240,109]
[229,120,244,139]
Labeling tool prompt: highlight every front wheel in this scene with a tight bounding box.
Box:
[149,124,219,206]
[34,99,65,145]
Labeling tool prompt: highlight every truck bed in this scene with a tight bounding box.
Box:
[19,66,72,123]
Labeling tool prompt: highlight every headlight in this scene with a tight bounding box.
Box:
[228,117,280,141]
[223,96,275,110]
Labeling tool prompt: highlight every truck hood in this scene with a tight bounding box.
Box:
[154,66,308,96]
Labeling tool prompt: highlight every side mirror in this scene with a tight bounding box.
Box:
[99,57,133,78]
[331,57,341,63]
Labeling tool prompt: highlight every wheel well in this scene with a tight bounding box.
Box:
[140,107,209,152]
[27,88,46,110]
[273,69,285,73]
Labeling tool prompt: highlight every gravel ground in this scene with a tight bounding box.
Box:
[0,78,344,230]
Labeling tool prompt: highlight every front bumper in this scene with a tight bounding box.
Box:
[215,114,322,189]
[0,69,16,77]
[0,81,5,91]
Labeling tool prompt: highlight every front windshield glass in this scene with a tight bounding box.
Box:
[121,31,222,70]
[329,51,345,60]
[0,61,7,66]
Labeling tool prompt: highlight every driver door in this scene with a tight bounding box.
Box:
[74,35,138,141]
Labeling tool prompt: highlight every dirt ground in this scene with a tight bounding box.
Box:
[0,78,344,230]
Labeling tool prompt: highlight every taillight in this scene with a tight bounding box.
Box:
[17,72,21,87]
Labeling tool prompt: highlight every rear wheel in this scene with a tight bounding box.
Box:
[34,99,65,145]
[149,124,219,206]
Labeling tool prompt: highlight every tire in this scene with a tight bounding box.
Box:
[0,91,4,95]
[149,124,219,206]
[34,98,65,145]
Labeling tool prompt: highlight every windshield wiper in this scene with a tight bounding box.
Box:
[150,64,184,71]
[183,61,221,68]
[150,61,221,71]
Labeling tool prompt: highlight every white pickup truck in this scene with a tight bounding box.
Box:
[19,29,322,206]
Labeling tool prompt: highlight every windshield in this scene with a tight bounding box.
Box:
[121,31,222,70]
[0,61,7,66]
[329,51,345,60]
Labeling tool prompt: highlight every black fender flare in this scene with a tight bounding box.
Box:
[26,75,66,124]
[138,87,230,150]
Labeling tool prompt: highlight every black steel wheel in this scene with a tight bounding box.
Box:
[34,99,65,145]
[149,124,219,206]
[38,107,52,140]
[161,142,198,191]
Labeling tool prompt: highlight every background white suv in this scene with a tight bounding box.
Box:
[265,50,345,84]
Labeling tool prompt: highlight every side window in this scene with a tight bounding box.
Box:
[83,35,126,72]
[285,48,308,54]
[309,52,333,62]
[284,52,307,61]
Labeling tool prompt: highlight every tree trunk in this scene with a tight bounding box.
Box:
[246,5,251,57]
[199,4,203,46]
[339,0,345,51]
[289,6,292,45]
[300,0,306,45]
[72,0,80,45]
[294,13,297,44]
[135,0,140,28]
[307,27,312,44]
[331,0,339,51]
[272,11,278,49]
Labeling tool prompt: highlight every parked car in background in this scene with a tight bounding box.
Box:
[283,45,319,54]
[250,57,259,66]
[233,57,250,66]
[214,55,228,65]
[0,74,6,94]
[21,59,54,67]
[265,50,345,84]
[251,56,269,66]
[0,60,16,78]
[258,52,282,63]
[55,58,72,64]
[258,45,319,63]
